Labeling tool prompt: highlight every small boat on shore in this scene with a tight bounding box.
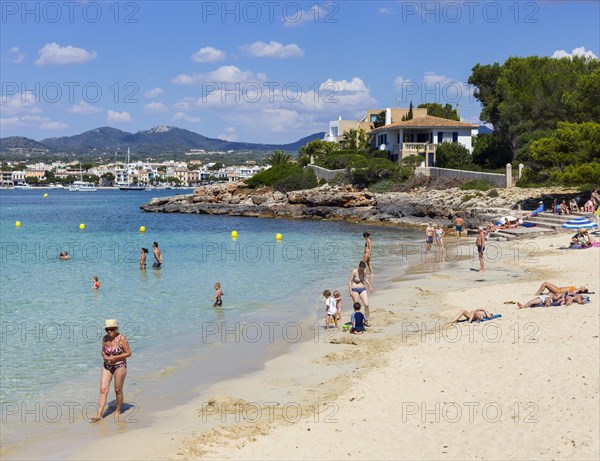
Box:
[14,182,33,190]
[68,164,97,191]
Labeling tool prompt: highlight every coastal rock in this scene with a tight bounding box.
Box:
[140,181,581,228]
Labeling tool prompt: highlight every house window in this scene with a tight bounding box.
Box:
[370,114,378,123]
[397,133,400,143]
[452,132,458,142]
[438,132,453,143]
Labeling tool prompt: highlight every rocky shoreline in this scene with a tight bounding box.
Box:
[140,182,580,228]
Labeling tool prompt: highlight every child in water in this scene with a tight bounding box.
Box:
[211,283,223,307]
[92,276,100,289]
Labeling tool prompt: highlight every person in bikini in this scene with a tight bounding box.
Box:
[452,308,494,323]
[91,319,132,422]
[434,224,445,252]
[348,261,374,325]
[362,232,373,276]
[535,282,588,296]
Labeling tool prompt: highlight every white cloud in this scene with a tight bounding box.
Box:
[551,46,598,60]
[192,46,226,63]
[42,121,69,130]
[283,4,327,27]
[218,127,237,141]
[172,66,266,85]
[144,102,168,113]
[240,41,304,58]
[2,92,43,115]
[66,101,102,115]
[35,42,97,66]
[173,112,201,123]
[106,110,132,123]
[8,46,25,64]
[320,77,369,93]
[378,7,393,14]
[145,87,164,98]
[393,76,412,90]
[0,114,68,131]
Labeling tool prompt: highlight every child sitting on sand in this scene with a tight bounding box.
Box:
[350,302,366,334]
[324,290,338,330]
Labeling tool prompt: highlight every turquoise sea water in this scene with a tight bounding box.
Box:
[0,189,422,454]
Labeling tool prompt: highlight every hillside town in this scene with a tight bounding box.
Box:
[0,158,267,188]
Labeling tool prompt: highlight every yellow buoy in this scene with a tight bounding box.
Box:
[275,233,282,241]
[139,226,146,233]
[231,230,238,239]
[15,221,21,228]
[43,193,48,198]
[79,223,85,230]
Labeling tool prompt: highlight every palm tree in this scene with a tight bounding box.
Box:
[267,150,292,166]
[343,128,369,150]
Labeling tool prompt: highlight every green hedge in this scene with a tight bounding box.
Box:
[459,179,492,191]
[246,163,302,188]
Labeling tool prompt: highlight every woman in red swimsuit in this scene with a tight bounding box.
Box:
[91,319,132,422]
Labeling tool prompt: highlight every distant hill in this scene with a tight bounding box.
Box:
[478,125,493,135]
[0,136,50,151]
[0,126,325,156]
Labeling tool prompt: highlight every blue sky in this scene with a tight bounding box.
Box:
[1,0,599,144]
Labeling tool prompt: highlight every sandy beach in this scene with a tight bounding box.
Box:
[59,232,600,460]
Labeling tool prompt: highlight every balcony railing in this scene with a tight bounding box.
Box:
[392,142,437,156]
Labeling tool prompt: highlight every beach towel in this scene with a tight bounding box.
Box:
[531,204,544,216]
[478,314,501,322]
[522,222,536,228]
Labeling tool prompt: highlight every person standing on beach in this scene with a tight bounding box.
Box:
[454,215,464,239]
[476,226,486,272]
[323,290,338,330]
[349,261,374,325]
[362,232,373,276]
[333,290,342,321]
[152,241,162,268]
[425,222,435,252]
[435,224,445,252]
[91,319,131,422]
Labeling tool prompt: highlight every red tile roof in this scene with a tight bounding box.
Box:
[369,115,478,133]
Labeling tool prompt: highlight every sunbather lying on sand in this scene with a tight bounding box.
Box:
[518,293,562,308]
[518,293,587,308]
[452,308,494,323]
[535,282,588,296]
